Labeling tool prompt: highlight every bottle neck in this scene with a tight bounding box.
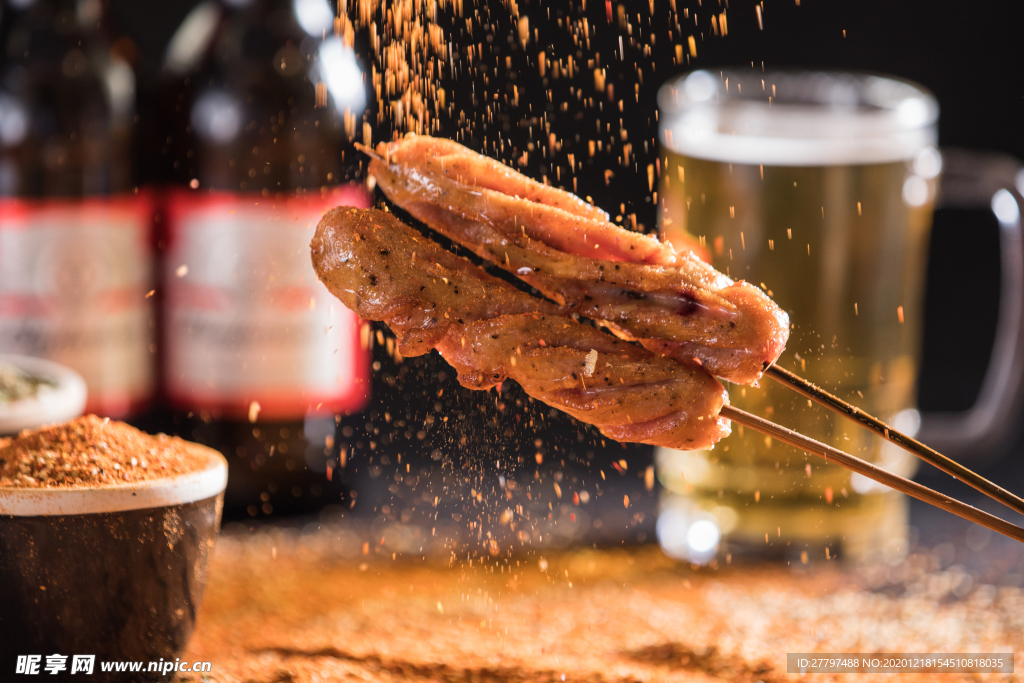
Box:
[4,0,109,67]
[6,0,105,34]
[0,0,132,198]
[221,0,295,11]
[168,0,357,192]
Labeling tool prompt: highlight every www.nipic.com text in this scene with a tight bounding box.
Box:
[15,654,212,676]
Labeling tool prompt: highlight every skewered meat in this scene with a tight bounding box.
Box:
[366,135,789,385]
[311,206,731,450]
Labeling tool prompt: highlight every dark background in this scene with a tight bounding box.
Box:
[107,0,1024,538]
[112,0,1024,160]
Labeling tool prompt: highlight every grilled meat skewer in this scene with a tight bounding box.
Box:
[311,206,731,450]
[310,206,1024,548]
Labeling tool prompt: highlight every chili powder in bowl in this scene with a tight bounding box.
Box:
[0,416,228,682]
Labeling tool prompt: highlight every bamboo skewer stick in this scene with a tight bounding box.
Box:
[765,364,1024,519]
[721,404,1024,545]
[357,145,1024,541]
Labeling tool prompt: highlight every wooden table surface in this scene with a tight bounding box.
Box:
[178,527,1023,682]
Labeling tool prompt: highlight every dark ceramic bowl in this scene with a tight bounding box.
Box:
[0,445,227,682]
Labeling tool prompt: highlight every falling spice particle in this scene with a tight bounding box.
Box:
[248,401,261,423]
[517,16,530,46]
[897,306,904,323]
[623,495,630,508]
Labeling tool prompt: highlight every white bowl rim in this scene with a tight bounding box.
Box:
[0,354,88,436]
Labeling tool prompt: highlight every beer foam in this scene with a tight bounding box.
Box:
[659,71,939,166]
[0,448,227,516]
[661,112,937,166]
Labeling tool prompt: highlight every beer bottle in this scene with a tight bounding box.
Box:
[0,0,153,417]
[158,0,371,519]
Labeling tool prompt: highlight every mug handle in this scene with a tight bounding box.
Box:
[916,148,1024,462]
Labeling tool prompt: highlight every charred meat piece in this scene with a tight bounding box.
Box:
[311,207,731,450]
[367,135,789,385]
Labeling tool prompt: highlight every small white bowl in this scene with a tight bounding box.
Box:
[0,354,87,436]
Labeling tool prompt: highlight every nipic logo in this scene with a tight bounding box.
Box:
[16,655,94,675]
[15,654,210,675]
[14,656,40,675]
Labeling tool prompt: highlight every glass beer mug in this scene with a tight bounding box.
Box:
[655,70,1024,564]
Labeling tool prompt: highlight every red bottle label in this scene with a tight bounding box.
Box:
[0,195,156,417]
[163,186,371,420]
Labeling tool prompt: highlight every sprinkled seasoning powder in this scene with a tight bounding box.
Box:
[0,415,210,488]
[349,0,456,137]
